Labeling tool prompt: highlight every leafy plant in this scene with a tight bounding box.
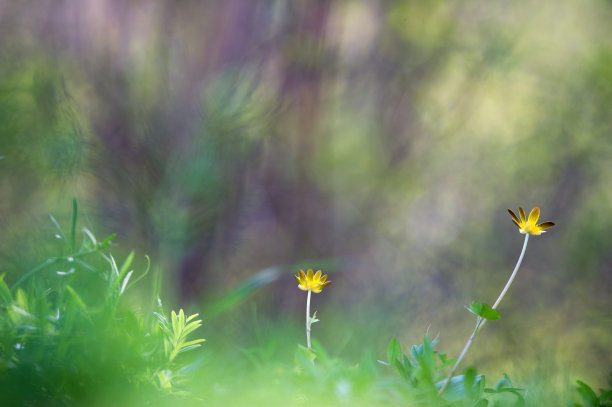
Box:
[0,201,205,405]
[382,336,525,406]
[569,380,612,407]
[153,308,205,392]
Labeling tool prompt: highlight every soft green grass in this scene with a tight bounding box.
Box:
[0,203,609,406]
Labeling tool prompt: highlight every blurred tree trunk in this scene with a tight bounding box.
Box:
[262,0,334,261]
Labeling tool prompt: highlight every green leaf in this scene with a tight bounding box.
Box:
[82,227,98,247]
[387,338,402,364]
[421,335,436,373]
[71,198,78,252]
[48,214,66,241]
[497,388,525,406]
[186,313,199,323]
[182,319,203,335]
[66,285,88,312]
[402,354,414,370]
[576,380,599,407]
[115,251,135,287]
[0,273,12,305]
[178,343,204,354]
[181,338,206,348]
[296,344,317,364]
[156,369,173,390]
[309,310,319,324]
[464,366,477,395]
[495,373,513,391]
[119,270,133,295]
[178,309,185,332]
[410,344,420,362]
[126,254,150,290]
[97,233,116,249]
[468,302,501,320]
[600,390,612,400]
[171,310,179,337]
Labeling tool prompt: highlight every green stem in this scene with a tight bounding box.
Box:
[438,233,530,397]
[306,289,312,349]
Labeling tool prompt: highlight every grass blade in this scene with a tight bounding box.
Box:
[71,198,78,252]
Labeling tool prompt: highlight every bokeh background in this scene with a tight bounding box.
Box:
[1,0,611,401]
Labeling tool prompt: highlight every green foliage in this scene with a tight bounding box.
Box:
[154,309,205,363]
[0,206,205,405]
[384,336,525,406]
[0,201,604,406]
[570,380,612,407]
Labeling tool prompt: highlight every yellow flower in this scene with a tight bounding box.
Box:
[507,207,555,235]
[294,269,331,293]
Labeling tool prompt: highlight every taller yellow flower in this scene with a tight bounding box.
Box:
[294,269,331,293]
[440,205,557,397]
[507,206,555,235]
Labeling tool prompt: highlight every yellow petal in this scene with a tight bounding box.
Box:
[307,269,314,280]
[518,207,526,223]
[299,269,306,280]
[508,209,520,224]
[528,207,540,225]
[314,270,322,281]
[320,274,328,283]
[536,221,555,231]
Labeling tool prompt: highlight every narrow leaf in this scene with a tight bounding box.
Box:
[177,343,203,354]
[97,233,116,249]
[171,310,179,336]
[181,321,202,337]
[387,338,402,364]
[119,270,133,296]
[186,313,199,323]
[82,227,97,247]
[109,255,119,278]
[114,251,135,287]
[48,214,66,241]
[178,309,185,332]
[66,285,88,312]
[181,338,205,348]
[71,198,78,252]
[0,274,12,304]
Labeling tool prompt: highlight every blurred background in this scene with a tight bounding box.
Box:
[1,0,611,399]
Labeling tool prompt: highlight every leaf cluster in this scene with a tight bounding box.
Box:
[570,380,612,407]
[384,337,525,407]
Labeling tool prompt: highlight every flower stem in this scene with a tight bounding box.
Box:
[438,233,530,397]
[492,233,530,310]
[306,289,312,349]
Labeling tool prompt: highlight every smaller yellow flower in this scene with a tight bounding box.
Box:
[507,206,555,235]
[294,269,331,293]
